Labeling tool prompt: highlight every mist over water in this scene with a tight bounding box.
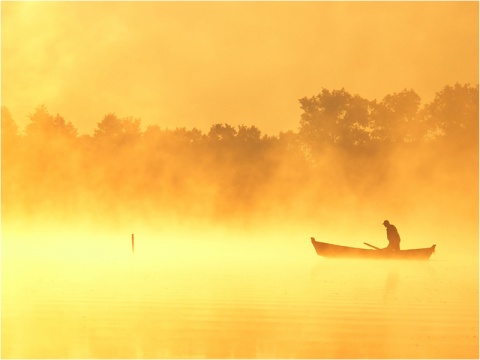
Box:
[2,1,478,356]
[2,223,478,358]
[2,83,479,358]
[2,205,479,358]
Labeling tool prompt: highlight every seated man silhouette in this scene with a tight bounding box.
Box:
[383,220,401,251]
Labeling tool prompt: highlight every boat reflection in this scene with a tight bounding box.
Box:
[383,266,399,302]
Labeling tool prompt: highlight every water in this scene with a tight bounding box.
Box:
[2,232,478,358]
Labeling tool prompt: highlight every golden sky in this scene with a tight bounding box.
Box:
[2,1,478,135]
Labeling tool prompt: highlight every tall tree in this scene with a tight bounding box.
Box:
[25,105,77,141]
[93,113,141,146]
[422,83,479,147]
[299,88,376,153]
[371,89,422,144]
[208,123,237,142]
[1,106,19,141]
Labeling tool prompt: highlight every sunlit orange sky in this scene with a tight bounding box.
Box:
[2,1,478,135]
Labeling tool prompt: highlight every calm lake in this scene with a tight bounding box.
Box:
[2,228,478,358]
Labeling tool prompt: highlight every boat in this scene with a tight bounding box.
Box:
[311,237,436,260]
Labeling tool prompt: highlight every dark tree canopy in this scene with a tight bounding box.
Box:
[422,83,479,146]
[25,105,77,140]
[299,88,422,149]
[2,83,478,223]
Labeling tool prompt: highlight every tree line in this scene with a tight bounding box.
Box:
[2,83,478,224]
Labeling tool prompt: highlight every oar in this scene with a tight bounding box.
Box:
[364,242,382,250]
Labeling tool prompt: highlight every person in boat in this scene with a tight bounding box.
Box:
[383,220,400,251]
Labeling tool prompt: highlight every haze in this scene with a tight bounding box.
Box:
[2,1,478,134]
[1,2,479,358]
[2,0,478,277]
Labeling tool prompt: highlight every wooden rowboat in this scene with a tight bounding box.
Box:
[311,238,436,260]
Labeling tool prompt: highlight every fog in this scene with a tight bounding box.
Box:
[2,2,478,260]
[2,84,478,261]
[2,2,478,135]
[2,84,478,358]
[2,2,478,356]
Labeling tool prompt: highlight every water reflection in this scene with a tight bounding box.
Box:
[2,241,478,358]
[383,266,399,302]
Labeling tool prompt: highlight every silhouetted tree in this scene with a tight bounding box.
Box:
[422,83,478,147]
[25,105,77,141]
[299,88,376,154]
[4,83,477,225]
[337,94,373,149]
[1,105,21,165]
[236,125,261,143]
[1,106,21,166]
[93,113,141,147]
[299,88,350,150]
[371,89,422,144]
[7,106,81,214]
[208,123,237,142]
[1,106,19,142]
[1,106,22,215]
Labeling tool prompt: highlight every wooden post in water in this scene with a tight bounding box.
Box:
[132,234,135,254]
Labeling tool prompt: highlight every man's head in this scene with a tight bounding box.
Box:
[383,220,390,227]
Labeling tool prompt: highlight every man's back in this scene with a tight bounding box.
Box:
[387,224,400,241]
[386,224,401,249]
